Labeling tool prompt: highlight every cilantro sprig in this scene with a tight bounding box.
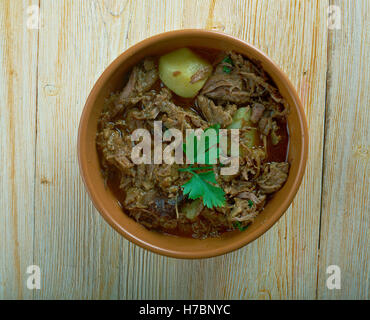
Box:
[180,169,226,208]
[179,124,226,209]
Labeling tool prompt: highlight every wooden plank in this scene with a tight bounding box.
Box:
[19,0,330,299]
[32,0,133,299]
[317,0,370,299]
[1,0,366,300]
[119,0,328,299]
[0,0,39,299]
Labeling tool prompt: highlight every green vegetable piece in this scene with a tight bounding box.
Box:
[227,107,251,129]
[223,65,232,73]
[222,56,233,65]
[233,221,249,232]
[227,107,257,148]
[248,200,254,208]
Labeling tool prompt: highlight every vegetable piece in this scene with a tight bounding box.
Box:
[182,199,204,220]
[227,107,251,129]
[159,48,213,98]
[222,56,233,73]
[227,107,257,148]
[182,170,226,209]
[223,65,232,73]
[222,56,233,65]
[233,221,249,232]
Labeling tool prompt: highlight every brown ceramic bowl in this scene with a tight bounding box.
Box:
[78,29,308,259]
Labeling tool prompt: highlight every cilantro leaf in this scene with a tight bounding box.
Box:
[180,124,226,209]
[182,171,226,208]
[197,170,218,184]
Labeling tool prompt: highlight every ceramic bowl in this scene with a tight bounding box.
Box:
[78,29,308,259]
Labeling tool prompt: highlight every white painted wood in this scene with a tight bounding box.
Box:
[32,0,125,299]
[0,0,39,299]
[1,0,368,300]
[317,0,370,299]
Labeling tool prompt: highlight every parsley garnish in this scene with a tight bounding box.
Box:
[248,200,254,208]
[222,56,233,74]
[179,124,226,209]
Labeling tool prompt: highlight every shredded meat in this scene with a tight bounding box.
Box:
[257,162,289,194]
[251,103,265,123]
[96,50,290,239]
[119,58,158,99]
[200,51,288,108]
[197,95,235,126]
[201,73,250,104]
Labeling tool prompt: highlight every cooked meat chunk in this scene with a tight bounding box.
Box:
[197,95,235,126]
[250,103,265,123]
[257,162,289,194]
[96,125,134,172]
[160,98,207,130]
[229,51,267,77]
[258,113,273,135]
[120,67,137,99]
[201,73,250,104]
[119,57,158,100]
[199,50,291,110]
[230,198,259,222]
[236,191,266,207]
[136,58,158,93]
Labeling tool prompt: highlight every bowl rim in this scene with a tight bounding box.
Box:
[78,29,309,259]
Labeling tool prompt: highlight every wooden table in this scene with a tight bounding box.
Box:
[1,0,369,300]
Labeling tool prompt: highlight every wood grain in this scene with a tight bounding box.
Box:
[0,0,39,299]
[0,0,368,300]
[32,0,126,299]
[317,0,370,299]
[119,0,328,300]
